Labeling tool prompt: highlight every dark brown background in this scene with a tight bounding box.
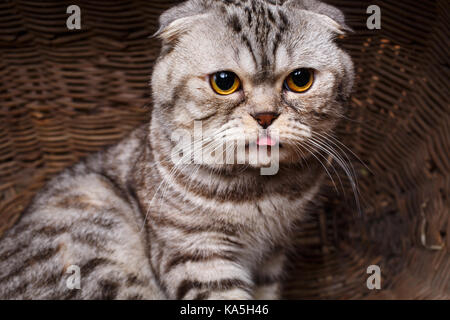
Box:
[0,0,448,299]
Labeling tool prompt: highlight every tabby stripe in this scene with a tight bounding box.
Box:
[267,8,276,24]
[79,257,117,278]
[78,216,117,229]
[70,232,112,251]
[6,222,34,237]
[54,197,131,228]
[98,170,131,205]
[218,236,245,249]
[176,278,252,300]
[0,246,59,283]
[35,264,144,292]
[1,226,74,263]
[32,217,116,240]
[241,35,258,69]
[0,243,29,262]
[156,158,263,202]
[61,288,81,300]
[165,251,238,273]
[126,273,147,287]
[154,242,165,277]
[193,291,210,300]
[54,194,102,211]
[34,226,68,237]
[146,223,170,298]
[228,14,242,33]
[130,171,165,297]
[2,279,28,299]
[34,270,62,288]
[151,213,239,237]
[156,152,317,203]
[125,293,144,300]
[272,32,282,58]
[278,11,289,27]
[97,279,120,300]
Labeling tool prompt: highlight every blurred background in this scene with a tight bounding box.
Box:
[0,0,448,299]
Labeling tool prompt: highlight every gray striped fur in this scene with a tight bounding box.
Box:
[0,0,353,299]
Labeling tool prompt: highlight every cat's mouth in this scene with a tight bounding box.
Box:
[245,135,283,149]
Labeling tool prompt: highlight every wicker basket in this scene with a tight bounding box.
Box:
[0,0,448,299]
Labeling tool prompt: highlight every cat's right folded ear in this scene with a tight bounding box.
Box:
[152,0,208,46]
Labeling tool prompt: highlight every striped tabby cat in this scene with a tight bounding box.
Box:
[0,0,354,299]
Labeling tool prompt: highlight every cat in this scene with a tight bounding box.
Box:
[0,0,354,300]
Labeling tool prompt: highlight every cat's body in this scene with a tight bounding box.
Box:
[0,0,354,300]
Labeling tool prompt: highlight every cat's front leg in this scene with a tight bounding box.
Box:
[253,250,286,300]
[157,246,254,300]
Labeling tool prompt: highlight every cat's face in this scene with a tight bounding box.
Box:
[152,0,354,169]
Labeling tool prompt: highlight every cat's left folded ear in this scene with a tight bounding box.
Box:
[314,12,354,36]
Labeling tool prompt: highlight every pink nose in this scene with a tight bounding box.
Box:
[252,112,279,129]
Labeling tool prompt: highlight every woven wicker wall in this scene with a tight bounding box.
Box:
[0,0,448,299]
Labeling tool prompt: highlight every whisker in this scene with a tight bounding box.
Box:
[310,134,363,217]
[304,139,344,195]
[294,140,339,194]
[321,131,372,174]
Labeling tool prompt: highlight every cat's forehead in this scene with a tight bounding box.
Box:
[195,0,334,78]
[222,0,291,61]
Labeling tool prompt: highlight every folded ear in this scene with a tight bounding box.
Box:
[154,0,209,45]
[288,0,353,34]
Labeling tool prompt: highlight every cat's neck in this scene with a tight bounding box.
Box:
[127,122,324,245]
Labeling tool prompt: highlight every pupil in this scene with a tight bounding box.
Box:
[215,72,235,90]
[292,69,310,87]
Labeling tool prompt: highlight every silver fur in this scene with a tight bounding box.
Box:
[0,0,354,300]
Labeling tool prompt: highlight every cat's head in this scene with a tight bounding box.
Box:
[151,0,354,170]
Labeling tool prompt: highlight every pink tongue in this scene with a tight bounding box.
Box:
[257,136,276,147]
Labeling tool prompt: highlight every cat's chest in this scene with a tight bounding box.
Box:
[155,184,317,244]
[141,157,324,249]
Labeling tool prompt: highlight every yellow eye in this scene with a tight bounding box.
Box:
[210,71,241,95]
[284,68,314,93]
